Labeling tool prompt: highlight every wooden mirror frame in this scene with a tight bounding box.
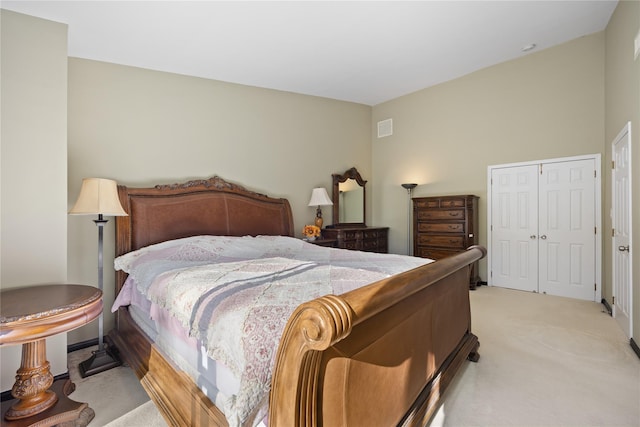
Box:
[330,167,367,228]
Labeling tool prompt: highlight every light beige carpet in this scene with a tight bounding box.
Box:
[103,400,165,427]
[67,346,158,426]
[432,286,640,427]
[68,286,640,426]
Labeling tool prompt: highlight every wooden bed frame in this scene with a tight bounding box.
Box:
[108,176,486,427]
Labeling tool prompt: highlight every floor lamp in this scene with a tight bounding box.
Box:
[401,183,418,255]
[69,178,128,377]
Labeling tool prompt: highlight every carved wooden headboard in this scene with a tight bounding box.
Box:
[114,176,294,292]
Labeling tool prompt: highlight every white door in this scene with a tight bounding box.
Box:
[538,160,596,300]
[612,123,632,338]
[490,165,539,292]
[489,155,600,302]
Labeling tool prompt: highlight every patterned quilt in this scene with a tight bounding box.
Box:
[114,235,431,427]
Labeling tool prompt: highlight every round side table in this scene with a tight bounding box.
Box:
[0,284,102,426]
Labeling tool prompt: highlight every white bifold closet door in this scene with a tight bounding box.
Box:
[491,165,539,293]
[490,158,598,301]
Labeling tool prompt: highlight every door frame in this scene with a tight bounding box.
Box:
[611,122,633,337]
[487,154,602,301]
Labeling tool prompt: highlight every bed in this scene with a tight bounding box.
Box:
[108,175,486,427]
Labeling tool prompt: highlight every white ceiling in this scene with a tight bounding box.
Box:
[2,1,618,106]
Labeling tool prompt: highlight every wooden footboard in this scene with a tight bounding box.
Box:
[270,245,486,426]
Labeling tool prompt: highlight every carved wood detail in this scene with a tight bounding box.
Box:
[5,340,57,420]
[154,175,273,201]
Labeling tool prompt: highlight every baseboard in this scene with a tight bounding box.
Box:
[67,337,100,353]
[598,301,639,359]
[631,338,640,360]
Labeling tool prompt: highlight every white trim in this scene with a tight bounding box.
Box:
[487,153,602,302]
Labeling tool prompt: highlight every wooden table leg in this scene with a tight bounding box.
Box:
[4,339,57,420]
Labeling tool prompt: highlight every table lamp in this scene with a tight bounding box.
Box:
[307,187,333,229]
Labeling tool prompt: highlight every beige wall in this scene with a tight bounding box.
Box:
[371,32,606,284]
[604,0,640,345]
[0,10,69,390]
[66,59,372,343]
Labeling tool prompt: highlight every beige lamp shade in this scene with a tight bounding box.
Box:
[307,188,333,207]
[69,178,128,216]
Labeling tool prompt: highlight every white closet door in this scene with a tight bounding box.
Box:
[538,159,596,300]
[490,165,539,292]
[489,156,599,302]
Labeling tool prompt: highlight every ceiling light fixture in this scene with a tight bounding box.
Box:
[521,43,537,52]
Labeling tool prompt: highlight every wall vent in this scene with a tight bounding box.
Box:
[377,118,393,138]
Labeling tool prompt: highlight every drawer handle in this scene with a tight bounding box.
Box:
[448,212,460,217]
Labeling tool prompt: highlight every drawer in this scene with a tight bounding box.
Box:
[418,223,464,233]
[363,230,382,239]
[341,230,363,240]
[413,197,467,209]
[362,239,378,251]
[324,227,388,253]
[343,241,359,250]
[414,199,440,209]
[416,247,462,260]
[439,198,466,208]
[417,209,465,221]
[417,234,465,248]
[362,237,388,251]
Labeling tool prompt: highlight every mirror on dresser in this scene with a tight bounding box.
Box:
[323,167,389,253]
[331,167,366,227]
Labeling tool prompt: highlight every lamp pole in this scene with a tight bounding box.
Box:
[401,183,418,255]
[79,215,121,377]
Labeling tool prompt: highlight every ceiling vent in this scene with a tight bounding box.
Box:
[377,119,393,138]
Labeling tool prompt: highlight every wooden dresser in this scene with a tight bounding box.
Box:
[413,195,479,288]
[323,226,389,253]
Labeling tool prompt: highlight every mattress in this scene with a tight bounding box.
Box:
[124,284,242,415]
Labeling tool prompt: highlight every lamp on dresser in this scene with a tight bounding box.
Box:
[69,177,128,377]
[401,183,418,255]
[308,187,333,229]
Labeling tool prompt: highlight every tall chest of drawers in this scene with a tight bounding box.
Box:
[413,195,479,288]
[322,226,389,253]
